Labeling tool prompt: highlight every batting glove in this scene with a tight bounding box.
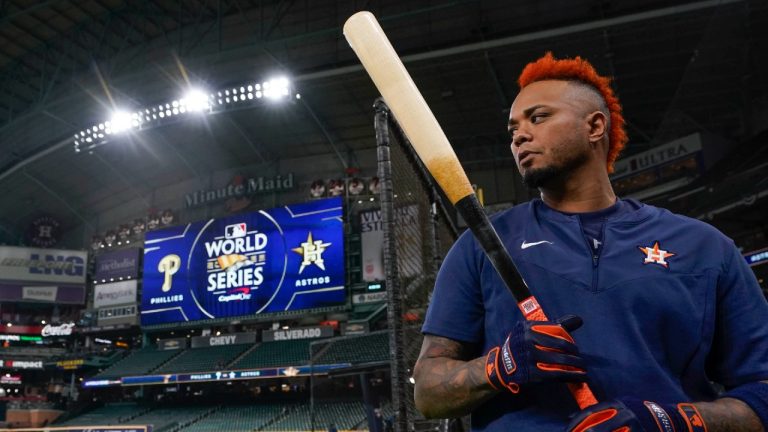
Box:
[566,398,707,432]
[485,314,587,394]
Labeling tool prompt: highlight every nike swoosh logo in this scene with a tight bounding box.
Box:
[521,240,553,249]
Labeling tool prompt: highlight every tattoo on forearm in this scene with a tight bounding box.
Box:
[413,335,498,418]
[695,397,764,432]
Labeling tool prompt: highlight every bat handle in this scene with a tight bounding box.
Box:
[517,296,599,409]
[568,383,598,409]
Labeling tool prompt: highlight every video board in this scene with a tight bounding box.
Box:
[141,197,345,326]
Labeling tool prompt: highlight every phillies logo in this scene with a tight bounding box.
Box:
[638,241,676,269]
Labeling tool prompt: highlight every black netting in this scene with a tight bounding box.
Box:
[375,100,458,432]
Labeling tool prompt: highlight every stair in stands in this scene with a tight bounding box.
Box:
[148,348,186,374]
[226,343,260,368]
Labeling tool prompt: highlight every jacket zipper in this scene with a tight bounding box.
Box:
[577,218,605,292]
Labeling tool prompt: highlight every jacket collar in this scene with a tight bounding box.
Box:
[532,198,653,225]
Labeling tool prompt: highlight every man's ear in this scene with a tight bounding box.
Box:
[586,111,608,146]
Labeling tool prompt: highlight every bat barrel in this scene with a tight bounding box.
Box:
[343,11,474,205]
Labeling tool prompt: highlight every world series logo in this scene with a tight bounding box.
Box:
[188,213,287,317]
[204,222,267,302]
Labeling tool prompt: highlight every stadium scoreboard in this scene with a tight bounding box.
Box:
[141,197,345,326]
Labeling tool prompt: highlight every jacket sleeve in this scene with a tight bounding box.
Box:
[708,243,768,388]
[421,231,485,344]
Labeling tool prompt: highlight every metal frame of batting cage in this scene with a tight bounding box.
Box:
[373,98,459,432]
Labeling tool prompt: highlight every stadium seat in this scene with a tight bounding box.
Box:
[93,347,182,379]
[230,340,312,369]
[315,332,389,365]
[178,404,295,432]
[155,344,251,373]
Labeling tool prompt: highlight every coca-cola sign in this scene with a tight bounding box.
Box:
[41,323,75,337]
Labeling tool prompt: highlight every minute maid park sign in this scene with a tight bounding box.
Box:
[185,173,295,208]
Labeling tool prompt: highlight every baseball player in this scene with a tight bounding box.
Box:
[413,53,768,431]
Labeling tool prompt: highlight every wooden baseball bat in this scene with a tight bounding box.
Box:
[343,11,597,409]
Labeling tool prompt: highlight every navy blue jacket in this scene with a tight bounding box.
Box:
[422,199,768,431]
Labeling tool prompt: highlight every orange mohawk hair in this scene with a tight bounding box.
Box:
[517,52,627,173]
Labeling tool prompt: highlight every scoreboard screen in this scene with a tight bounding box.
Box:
[141,197,345,326]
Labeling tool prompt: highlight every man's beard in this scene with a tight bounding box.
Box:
[521,165,561,188]
[520,150,589,189]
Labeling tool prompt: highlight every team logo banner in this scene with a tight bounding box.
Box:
[141,197,345,326]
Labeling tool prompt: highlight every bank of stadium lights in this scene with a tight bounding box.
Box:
[73,77,298,153]
[94,274,132,285]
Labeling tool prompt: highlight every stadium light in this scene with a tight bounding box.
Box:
[74,76,296,153]
[110,111,133,134]
[263,76,290,100]
[182,88,211,112]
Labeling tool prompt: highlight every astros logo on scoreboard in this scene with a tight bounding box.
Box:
[292,231,332,273]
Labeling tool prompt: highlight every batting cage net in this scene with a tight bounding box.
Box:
[374,99,459,432]
[305,100,459,432]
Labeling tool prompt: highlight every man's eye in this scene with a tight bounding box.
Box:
[508,128,517,137]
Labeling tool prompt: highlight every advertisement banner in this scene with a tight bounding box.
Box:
[0,359,44,369]
[97,304,138,326]
[352,291,387,304]
[56,359,85,370]
[360,205,422,282]
[94,248,141,281]
[0,246,86,284]
[0,374,21,384]
[159,337,188,350]
[57,428,151,432]
[745,248,768,267]
[91,363,350,388]
[360,209,384,281]
[42,323,76,337]
[611,133,703,180]
[94,280,138,308]
[0,284,85,304]
[190,332,256,348]
[262,325,334,342]
[141,197,345,326]
[341,322,369,336]
[0,334,42,342]
[80,323,134,333]
[22,286,58,302]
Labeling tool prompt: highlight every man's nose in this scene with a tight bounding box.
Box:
[512,127,531,147]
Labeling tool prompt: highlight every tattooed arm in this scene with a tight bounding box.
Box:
[413,335,498,418]
[694,397,763,432]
